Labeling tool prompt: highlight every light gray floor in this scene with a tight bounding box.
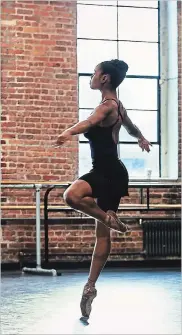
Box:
[1,268,181,335]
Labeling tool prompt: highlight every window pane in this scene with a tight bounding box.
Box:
[119,78,158,110]
[79,143,92,176]
[119,110,158,142]
[79,109,92,122]
[78,1,117,5]
[118,144,159,178]
[77,5,117,39]
[79,143,159,178]
[79,109,92,141]
[79,76,101,108]
[118,7,158,42]
[119,42,158,76]
[118,1,158,8]
[77,40,117,73]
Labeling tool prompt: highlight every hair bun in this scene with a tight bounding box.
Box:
[99,59,128,88]
[111,59,128,73]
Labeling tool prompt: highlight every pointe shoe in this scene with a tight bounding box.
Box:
[80,283,97,319]
[106,210,130,233]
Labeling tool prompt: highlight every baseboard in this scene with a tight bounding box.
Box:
[1,258,181,272]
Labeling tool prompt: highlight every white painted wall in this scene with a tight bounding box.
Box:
[160,1,178,179]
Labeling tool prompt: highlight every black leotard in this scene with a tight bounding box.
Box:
[84,98,122,162]
[79,99,129,212]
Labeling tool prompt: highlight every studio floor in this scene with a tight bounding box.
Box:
[1,268,181,335]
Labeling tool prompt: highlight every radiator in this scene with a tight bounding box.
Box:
[143,220,181,257]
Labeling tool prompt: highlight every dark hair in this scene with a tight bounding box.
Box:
[99,59,128,89]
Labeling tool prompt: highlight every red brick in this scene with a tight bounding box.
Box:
[17,77,34,82]
[33,34,49,39]
[17,9,33,15]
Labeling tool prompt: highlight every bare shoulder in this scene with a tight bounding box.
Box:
[101,99,119,111]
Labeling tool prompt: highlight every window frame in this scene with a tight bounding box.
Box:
[77,1,161,179]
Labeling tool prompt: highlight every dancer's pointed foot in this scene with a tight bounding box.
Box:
[106,210,130,233]
[80,283,97,319]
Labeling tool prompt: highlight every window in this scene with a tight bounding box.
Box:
[77,1,160,179]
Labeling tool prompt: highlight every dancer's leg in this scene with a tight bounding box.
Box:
[64,180,126,233]
[88,221,111,284]
[80,195,121,319]
[87,195,115,285]
[64,180,107,222]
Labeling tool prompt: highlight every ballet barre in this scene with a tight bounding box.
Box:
[1,180,181,265]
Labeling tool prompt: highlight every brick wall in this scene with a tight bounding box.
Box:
[1,218,143,264]
[1,1,181,265]
[1,0,78,183]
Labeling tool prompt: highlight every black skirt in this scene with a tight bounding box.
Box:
[78,159,129,212]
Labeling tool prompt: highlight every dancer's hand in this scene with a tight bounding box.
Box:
[53,130,72,148]
[138,138,152,152]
